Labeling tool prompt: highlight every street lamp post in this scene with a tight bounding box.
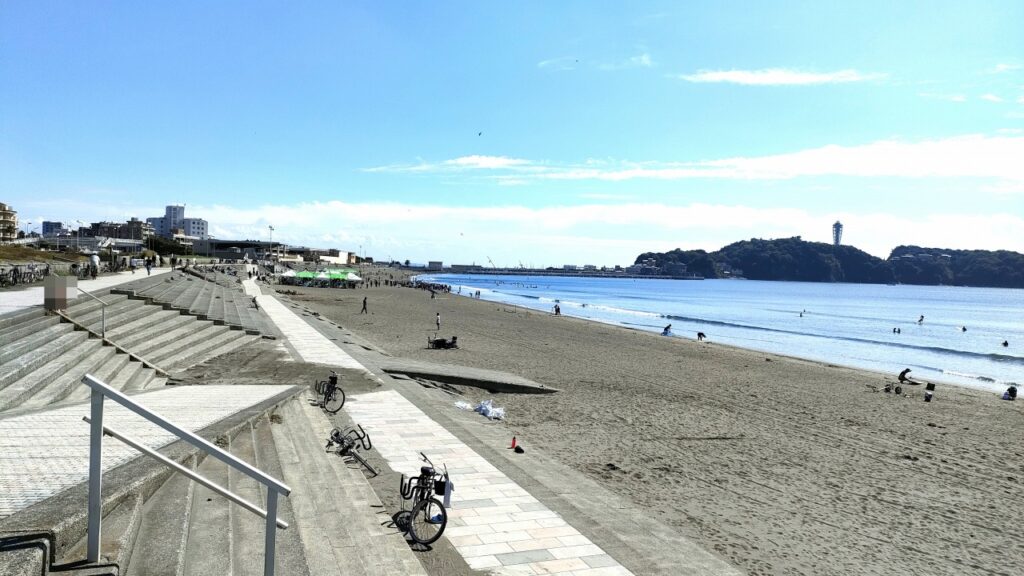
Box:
[268,225,274,264]
[75,220,83,252]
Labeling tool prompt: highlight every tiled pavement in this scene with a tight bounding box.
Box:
[0,384,293,519]
[345,390,634,576]
[245,279,367,372]
[0,267,172,315]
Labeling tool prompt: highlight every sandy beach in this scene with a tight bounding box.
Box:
[280,275,1023,576]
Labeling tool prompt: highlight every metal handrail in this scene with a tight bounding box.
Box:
[83,416,288,529]
[75,286,108,339]
[82,373,290,576]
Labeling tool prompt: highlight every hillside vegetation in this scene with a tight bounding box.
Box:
[636,237,1024,288]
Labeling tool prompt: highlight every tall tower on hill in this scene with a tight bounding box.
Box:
[833,221,843,246]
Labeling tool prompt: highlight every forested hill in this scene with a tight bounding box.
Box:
[635,237,1024,288]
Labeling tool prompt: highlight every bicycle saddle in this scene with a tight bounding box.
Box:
[420,466,435,476]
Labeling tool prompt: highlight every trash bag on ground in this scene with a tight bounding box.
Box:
[475,399,505,420]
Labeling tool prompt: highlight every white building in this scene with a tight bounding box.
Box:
[147,205,209,240]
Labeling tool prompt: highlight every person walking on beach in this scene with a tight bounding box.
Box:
[360,296,368,314]
[436,312,441,331]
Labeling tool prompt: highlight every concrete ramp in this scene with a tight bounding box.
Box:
[381,358,558,394]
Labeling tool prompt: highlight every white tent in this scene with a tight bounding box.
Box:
[281,269,297,277]
[346,272,362,281]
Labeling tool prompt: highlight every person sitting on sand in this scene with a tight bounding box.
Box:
[697,332,706,341]
[898,368,913,384]
[662,324,672,336]
[1002,385,1017,401]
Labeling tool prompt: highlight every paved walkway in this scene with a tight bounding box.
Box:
[0,384,293,519]
[0,267,172,315]
[244,279,366,372]
[347,390,633,576]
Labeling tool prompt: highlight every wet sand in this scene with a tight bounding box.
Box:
[280,278,1024,576]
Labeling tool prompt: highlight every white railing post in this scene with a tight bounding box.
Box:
[265,489,279,576]
[86,388,105,562]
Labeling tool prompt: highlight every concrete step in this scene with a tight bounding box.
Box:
[205,288,226,324]
[62,492,144,569]
[104,308,179,340]
[146,324,228,365]
[65,294,129,317]
[80,302,156,335]
[253,416,311,576]
[0,306,46,331]
[68,298,138,328]
[0,314,60,347]
[187,283,213,317]
[144,375,168,391]
[104,360,144,394]
[131,320,212,358]
[122,366,157,393]
[229,423,267,575]
[170,281,204,311]
[182,450,232,576]
[123,313,194,351]
[0,535,49,576]
[158,329,247,372]
[273,396,424,576]
[0,338,103,412]
[124,457,197,576]
[166,333,258,372]
[0,330,89,390]
[0,322,72,366]
[295,396,425,576]
[20,345,120,409]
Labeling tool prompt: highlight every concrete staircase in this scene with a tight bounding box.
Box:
[0,290,261,414]
[113,266,277,338]
[0,392,424,576]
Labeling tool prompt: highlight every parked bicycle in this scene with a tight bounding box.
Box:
[312,370,345,413]
[397,452,450,545]
[325,424,377,476]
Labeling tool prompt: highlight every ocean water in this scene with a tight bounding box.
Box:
[418,274,1024,392]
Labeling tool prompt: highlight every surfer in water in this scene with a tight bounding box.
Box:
[1003,340,1009,347]
[918,315,925,324]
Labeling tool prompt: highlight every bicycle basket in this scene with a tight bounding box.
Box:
[433,479,448,496]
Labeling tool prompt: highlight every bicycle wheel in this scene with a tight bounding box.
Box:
[408,497,447,545]
[346,450,378,477]
[323,387,346,413]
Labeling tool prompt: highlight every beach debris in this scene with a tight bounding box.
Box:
[514,446,525,454]
[454,399,506,420]
[475,399,506,420]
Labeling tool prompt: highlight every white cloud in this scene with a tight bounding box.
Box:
[365,135,1024,192]
[918,92,967,103]
[537,56,577,70]
[992,63,1021,73]
[678,68,884,86]
[365,155,531,173]
[442,155,530,169]
[599,53,654,70]
[981,93,1005,103]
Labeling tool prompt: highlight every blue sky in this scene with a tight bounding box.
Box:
[2,1,1023,266]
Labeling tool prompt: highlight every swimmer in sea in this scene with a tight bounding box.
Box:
[1003,340,1009,347]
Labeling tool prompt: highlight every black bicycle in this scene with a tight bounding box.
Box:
[325,424,377,476]
[313,371,345,413]
[397,452,450,545]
